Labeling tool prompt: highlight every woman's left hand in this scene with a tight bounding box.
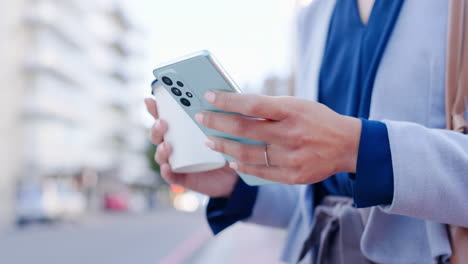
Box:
[195,91,362,185]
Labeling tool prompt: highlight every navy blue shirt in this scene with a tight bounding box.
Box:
[207,0,404,234]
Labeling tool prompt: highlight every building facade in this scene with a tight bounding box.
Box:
[0,0,152,225]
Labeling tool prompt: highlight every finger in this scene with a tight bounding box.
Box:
[206,137,285,166]
[195,111,278,143]
[150,119,168,145]
[155,142,172,165]
[204,91,287,121]
[160,163,185,185]
[145,98,159,119]
[229,162,292,184]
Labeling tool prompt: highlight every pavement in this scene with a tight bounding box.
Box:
[0,209,208,264]
[0,209,287,264]
[188,222,287,264]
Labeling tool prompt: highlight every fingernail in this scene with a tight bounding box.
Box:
[229,162,238,170]
[205,91,215,103]
[154,119,161,129]
[195,113,204,124]
[205,139,215,149]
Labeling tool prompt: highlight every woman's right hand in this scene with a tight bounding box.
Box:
[145,98,238,198]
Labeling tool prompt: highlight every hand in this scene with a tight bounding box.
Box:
[195,91,362,185]
[145,98,238,198]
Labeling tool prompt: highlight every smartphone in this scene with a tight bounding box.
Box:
[152,50,275,186]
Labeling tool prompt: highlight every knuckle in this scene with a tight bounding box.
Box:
[155,157,162,165]
[155,147,167,164]
[238,163,250,175]
[248,101,263,115]
[288,131,308,149]
[233,118,248,135]
[158,120,167,132]
[238,147,252,162]
[150,129,163,144]
[255,170,266,179]
[160,165,178,185]
[155,152,163,164]
[288,153,302,168]
[151,124,157,134]
[204,113,215,129]
[285,131,298,148]
[287,156,309,184]
[219,94,230,109]
[161,173,174,184]
[150,134,161,145]
[215,139,225,153]
[202,112,214,128]
[273,96,287,106]
[235,163,245,173]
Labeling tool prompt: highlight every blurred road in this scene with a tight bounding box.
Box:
[188,223,286,264]
[0,209,288,264]
[0,209,210,264]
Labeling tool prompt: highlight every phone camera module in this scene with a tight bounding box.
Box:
[186,92,193,98]
[176,81,184,87]
[180,98,191,107]
[171,87,182,96]
[162,76,173,86]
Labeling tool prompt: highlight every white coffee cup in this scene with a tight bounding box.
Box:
[151,81,226,173]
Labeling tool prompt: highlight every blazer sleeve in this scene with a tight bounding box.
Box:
[246,184,301,229]
[382,120,468,227]
[206,181,300,234]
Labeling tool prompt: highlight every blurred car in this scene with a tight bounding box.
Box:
[54,183,87,219]
[129,191,147,213]
[15,183,51,226]
[104,192,129,211]
[15,181,86,226]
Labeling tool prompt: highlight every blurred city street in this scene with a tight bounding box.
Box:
[0,208,287,264]
[0,208,208,264]
[0,0,295,263]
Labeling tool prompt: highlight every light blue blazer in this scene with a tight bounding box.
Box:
[245,0,468,263]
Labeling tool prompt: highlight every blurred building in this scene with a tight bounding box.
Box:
[260,74,295,96]
[0,0,153,225]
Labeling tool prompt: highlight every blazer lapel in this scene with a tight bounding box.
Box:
[295,0,337,226]
[295,0,337,102]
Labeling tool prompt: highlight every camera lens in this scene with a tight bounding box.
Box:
[162,76,173,86]
[180,98,191,107]
[176,81,184,87]
[186,92,193,98]
[171,87,182,96]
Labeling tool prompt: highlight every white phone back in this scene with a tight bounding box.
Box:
[153,83,226,173]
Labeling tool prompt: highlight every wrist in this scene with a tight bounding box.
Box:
[337,115,362,173]
[221,180,237,199]
[211,174,239,199]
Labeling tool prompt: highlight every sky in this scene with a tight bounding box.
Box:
[133,0,297,91]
